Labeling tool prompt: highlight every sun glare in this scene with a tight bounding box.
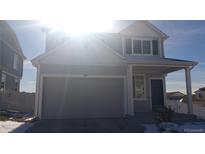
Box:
[43,19,112,34]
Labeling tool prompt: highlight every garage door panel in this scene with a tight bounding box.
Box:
[42,77,124,119]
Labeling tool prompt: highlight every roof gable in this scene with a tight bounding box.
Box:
[32,35,125,66]
[119,20,168,39]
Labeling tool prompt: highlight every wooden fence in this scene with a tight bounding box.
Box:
[0,90,35,114]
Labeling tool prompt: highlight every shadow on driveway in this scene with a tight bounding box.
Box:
[26,118,144,133]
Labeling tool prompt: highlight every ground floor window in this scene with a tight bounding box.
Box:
[0,73,6,91]
[133,75,145,99]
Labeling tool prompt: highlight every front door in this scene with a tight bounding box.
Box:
[151,79,164,110]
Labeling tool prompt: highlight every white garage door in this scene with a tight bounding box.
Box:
[42,77,124,119]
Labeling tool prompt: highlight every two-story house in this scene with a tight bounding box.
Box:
[0,21,25,92]
[195,87,205,101]
[32,20,197,119]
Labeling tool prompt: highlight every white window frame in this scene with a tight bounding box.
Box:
[133,74,146,100]
[132,39,153,56]
[13,53,19,70]
[0,73,6,91]
[125,37,160,56]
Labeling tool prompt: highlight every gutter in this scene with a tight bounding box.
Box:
[190,61,198,70]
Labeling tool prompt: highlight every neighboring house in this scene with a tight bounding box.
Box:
[0,21,25,92]
[180,87,205,106]
[32,20,198,119]
[195,87,205,101]
[182,94,205,107]
[167,91,185,101]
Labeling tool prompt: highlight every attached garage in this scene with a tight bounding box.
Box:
[41,76,125,119]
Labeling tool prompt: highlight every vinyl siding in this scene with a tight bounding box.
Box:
[0,40,23,77]
[97,33,124,56]
[4,74,18,91]
[40,64,127,76]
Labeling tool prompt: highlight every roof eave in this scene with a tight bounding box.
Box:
[127,59,198,68]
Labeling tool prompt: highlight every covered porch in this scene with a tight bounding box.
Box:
[126,57,198,115]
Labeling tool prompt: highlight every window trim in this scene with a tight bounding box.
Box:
[125,37,160,56]
[133,74,146,100]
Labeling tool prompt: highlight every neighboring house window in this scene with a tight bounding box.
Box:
[125,39,158,56]
[133,75,145,99]
[14,79,19,91]
[198,93,203,99]
[0,74,6,91]
[13,53,19,70]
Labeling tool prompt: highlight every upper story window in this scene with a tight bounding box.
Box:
[13,53,19,70]
[125,38,159,56]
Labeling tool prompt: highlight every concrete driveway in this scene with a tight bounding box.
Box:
[26,118,144,133]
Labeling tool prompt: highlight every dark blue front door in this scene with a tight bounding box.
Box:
[151,79,164,109]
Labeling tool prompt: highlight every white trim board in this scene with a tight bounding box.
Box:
[40,74,126,79]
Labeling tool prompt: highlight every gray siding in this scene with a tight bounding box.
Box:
[40,64,127,76]
[1,40,23,77]
[0,41,2,67]
[4,74,19,91]
[0,40,22,91]
[97,33,124,56]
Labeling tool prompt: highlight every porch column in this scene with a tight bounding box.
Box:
[127,64,134,115]
[34,65,40,117]
[185,67,193,114]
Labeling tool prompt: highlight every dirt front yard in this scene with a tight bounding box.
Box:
[26,118,145,133]
[0,120,33,133]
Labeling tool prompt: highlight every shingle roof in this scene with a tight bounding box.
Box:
[167,91,185,97]
[127,57,198,66]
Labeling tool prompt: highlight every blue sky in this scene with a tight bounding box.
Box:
[7,20,205,93]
